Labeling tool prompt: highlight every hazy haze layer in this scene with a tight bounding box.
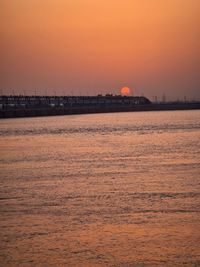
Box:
[1,0,200,99]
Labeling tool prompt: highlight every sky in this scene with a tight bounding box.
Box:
[0,0,200,100]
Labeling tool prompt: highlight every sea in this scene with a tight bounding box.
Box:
[0,110,200,267]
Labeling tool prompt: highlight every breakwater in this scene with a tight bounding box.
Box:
[0,95,199,118]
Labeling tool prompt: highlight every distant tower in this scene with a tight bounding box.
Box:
[153,96,158,103]
[162,94,166,103]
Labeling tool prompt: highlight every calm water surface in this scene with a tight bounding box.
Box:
[0,110,200,266]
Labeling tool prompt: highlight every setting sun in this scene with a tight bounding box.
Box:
[1,1,200,266]
[121,87,131,96]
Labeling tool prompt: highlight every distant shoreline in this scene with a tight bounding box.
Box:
[1,103,200,119]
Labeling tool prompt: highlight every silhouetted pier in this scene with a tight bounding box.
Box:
[0,95,199,118]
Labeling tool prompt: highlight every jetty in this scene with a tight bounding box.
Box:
[0,95,199,119]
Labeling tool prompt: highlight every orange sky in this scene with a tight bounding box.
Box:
[0,0,200,99]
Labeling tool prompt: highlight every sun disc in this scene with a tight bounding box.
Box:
[121,86,130,96]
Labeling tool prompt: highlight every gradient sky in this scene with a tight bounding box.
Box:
[1,0,200,100]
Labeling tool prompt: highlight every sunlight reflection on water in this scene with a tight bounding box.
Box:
[0,110,200,266]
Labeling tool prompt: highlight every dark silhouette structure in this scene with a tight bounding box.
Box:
[0,95,199,118]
